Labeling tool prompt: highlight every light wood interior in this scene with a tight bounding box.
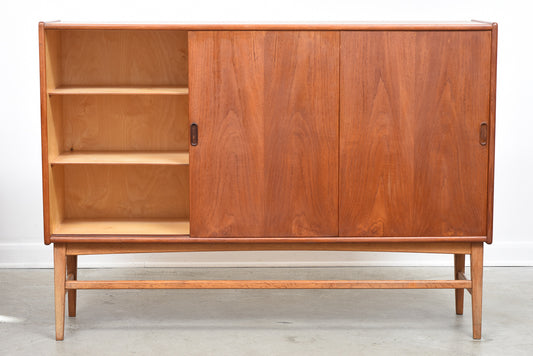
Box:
[63,165,189,219]
[45,29,190,236]
[49,86,189,95]
[49,165,189,235]
[48,30,188,87]
[49,165,65,235]
[48,95,189,154]
[55,218,190,236]
[51,151,189,165]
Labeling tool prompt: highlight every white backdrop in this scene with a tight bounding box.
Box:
[0,0,531,267]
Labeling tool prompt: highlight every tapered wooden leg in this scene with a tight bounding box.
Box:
[54,243,66,341]
[454,254,465,315]
[471,243,484,339]
[67,255,78,317]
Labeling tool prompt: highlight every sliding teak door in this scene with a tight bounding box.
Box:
[339,31,491,237]
[189,31,339,237]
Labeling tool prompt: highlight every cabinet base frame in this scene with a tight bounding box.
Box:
[53,242,483,340]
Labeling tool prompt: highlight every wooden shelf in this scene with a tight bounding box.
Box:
[51,151,189,165]
[48,86,189,95]
[53,218,190,236]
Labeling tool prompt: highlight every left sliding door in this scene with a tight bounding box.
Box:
[189,31,339,237]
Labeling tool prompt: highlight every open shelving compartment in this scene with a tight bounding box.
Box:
[44,29,190,237]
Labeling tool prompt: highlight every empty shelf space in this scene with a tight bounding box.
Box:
[51,151,189,165]
[53,218,190,236]
[48,86,189,95]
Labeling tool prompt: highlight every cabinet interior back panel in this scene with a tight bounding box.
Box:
[58,30,188,86]
[60,95,188,151]
[63,165,189,219]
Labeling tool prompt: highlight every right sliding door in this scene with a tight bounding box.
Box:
[339,31,491,237]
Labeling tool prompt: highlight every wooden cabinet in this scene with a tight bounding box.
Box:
[39,21,497,340]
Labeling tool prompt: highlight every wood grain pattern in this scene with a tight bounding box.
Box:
[189,31,339,237]
[65,279,472,290]
[49,86,189,95]
[263,31,339,236]
[62,95,188,151]
[189,31,265,237]
[51,151,189,165]
[64,241,472,255]
[63,165,189,219]
[54,218,189,236]
[43,22,493,31]
[340,31,491,237]
[59,30,188,86]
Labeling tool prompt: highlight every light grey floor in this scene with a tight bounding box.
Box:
[1,267,532,356]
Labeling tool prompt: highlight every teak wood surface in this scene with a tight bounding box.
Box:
[339,31,491,237]
[189,31,339,237]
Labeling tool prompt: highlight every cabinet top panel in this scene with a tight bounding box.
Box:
[41,21,494,31]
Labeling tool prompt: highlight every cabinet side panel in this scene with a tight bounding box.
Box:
[340,31,491,237]
[42,28,65,241]
[39,23,50,244]
[486,23,498,244]
[263,31,339,236]
[189,31,267,236]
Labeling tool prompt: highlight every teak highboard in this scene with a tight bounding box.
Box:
[39,21,497,340]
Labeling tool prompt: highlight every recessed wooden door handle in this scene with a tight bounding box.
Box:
[191,123,198,146]
[479,122,488,146]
